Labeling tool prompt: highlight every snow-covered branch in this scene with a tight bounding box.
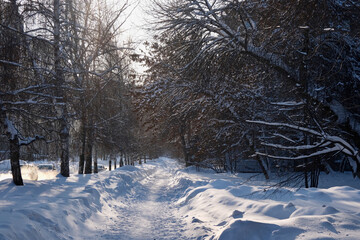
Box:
[4,118,18,140]
[270,101,305,107]
[0,60,24,67]
[254,146,341,161]
[246,120,322,137]
[247,120,360,175]
[19,135,45,146]
[261,141,331,151]
[0,24,53,45]
[272,133,296,143]
[154,0,360,144]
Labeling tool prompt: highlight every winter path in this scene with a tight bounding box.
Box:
[1,157,360,240]
[93,159,192,240]
[0,158,207,240]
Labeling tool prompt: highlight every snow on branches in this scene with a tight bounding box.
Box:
[247,120,360,177]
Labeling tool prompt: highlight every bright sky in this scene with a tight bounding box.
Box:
[119,0,154,75]
[120,0,153,43]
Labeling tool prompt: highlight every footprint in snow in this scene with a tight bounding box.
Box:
[232,210,244,219]
[192,217,204,223]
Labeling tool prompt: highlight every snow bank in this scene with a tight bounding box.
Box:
[172,166,360,240]
[0,163,150,240]
[1,158,359,240]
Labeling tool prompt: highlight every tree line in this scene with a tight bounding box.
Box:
[0,0,142,185]
[134,0,360,187]
[1,0,359,188]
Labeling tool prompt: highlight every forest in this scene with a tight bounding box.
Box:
[1,0,359,189]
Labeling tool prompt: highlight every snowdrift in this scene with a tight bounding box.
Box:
[172,166,360,240]
[0,157,359,240]
[0,164,149,240]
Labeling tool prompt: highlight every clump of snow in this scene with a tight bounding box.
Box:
[0,157,360,239]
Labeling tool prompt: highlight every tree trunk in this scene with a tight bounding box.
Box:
[109,155,112,171]
[84,122,93,174]
[310,160,320,188]
[180,124,190,166]
[252,130,269,179]
[119,152,123,167]
[3,0,21,90]
[60,117,70,177]
[125,153,128,165]
[78,121,86,174]
[300,27,310,188]
[2,1,23,185]
[84,141,92,174]
[304,160,309,188]
[10,136,23,186]
[256,156,270,180]
[54,0,70,177]
[93,147,98,173]
[79,154,85,174]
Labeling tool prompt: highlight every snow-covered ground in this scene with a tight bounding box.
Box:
[0,157,360,240]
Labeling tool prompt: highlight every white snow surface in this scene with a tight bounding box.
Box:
[1,157,360,240]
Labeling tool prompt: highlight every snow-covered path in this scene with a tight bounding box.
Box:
[0,158,208,240]
[96,160,188,240]
[1,157,360,240]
